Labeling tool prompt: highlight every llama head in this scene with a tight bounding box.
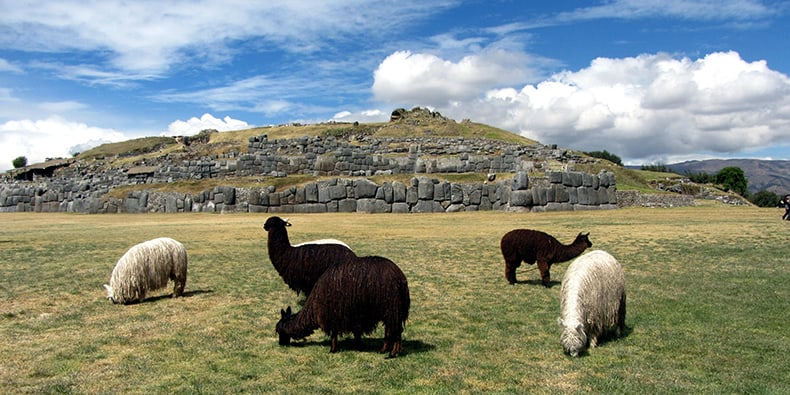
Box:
[558,318,587,357]
[103,284,118,304]
[575,232,592,248]
[276,306,294,345]
[263,216,292,231]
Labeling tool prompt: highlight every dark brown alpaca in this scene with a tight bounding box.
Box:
[263,216,357,296]
[276,255,411,358]
[500,229,592,287]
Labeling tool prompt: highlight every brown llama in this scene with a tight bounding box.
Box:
[500,229,591,287]
[263,216,357,296]
[276,255,411,358]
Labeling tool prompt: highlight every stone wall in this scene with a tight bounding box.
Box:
[0,134,620,214]
[240,135,581,176]
[115,135,590,183]
[615,190,695,208]
[0,171,618,214]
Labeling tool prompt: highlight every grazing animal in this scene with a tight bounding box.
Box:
[263,216,357,296]
[103,237,188,304]
[276,255,411,358]
[558,250,626,357]
[500,229,592,287]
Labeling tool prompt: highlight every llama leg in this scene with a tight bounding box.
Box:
[388,340,402,358]
[505,260,520,284]
[381,340,391,354]
[381,325,393,353]
[537,260,551,287]
[330,332,338,353]
[173,280,185,298]
[383,326,402,358]
[171,270,185,297]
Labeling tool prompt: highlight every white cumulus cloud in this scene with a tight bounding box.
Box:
[330,109,390,124]
[166,113,250,135]
[372,48,536,105]
[374,50,790,163]
[0,117,127,172]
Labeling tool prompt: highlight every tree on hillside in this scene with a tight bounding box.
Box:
[12,156,27,168]
[584,150,622,166]
[716,166,748,196]
[641,162,668,172]
[683,170,713,184]
[749,190,780,207]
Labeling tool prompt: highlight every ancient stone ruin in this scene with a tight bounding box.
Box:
[1,109,624,214]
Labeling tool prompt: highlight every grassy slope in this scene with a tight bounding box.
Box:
[78,117,537,168]
[1,206,787,393]
[76,119,685,198]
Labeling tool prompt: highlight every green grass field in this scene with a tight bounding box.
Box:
[1,205,788,394]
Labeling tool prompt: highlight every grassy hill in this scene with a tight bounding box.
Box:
[27,107,697,195]
[78,108,537,164]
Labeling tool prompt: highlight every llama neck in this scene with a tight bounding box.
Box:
[555,239,588,262]
[267,228,292,262]
[281,310,317,340]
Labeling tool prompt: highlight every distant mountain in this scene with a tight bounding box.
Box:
[665,159,790,194]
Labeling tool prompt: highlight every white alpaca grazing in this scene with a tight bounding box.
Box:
[558,250,626,357]
[104,237,188,304]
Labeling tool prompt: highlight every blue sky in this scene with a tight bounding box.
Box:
[1,0,789,172]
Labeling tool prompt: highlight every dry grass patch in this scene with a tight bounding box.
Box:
[1,206,788,393]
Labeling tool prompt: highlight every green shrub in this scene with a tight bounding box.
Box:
[749,190,780,207]
[584,150,622,166]
[12,156,27,168]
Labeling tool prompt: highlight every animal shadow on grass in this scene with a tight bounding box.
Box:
[509,267,561,288]
[289,338,435,357]
[515,278,561,288]
[572,326,635,357]
[140,289,215,304]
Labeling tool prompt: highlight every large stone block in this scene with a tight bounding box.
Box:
[338,199,357,212]
[417,176,434,200]
[354,178,378,198]
[357,198,391,213]
[392,181,407,202]
[450,183,464,204]
[412,199,443,213]
[304,183,319,203]
[510,190,532,207]
[512,172,529,190]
